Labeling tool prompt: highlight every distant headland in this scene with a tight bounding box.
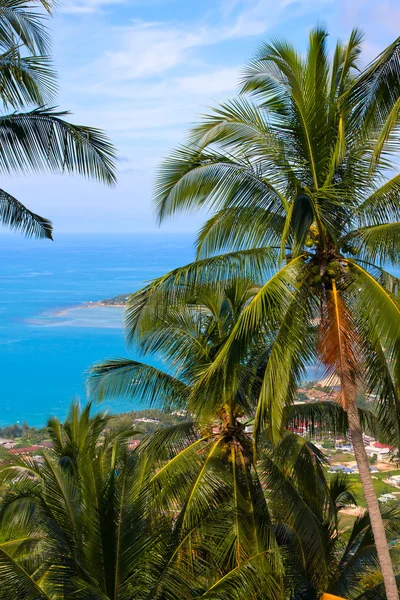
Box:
[87,293,129,308]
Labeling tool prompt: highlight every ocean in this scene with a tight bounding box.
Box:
[2,232,397,427]
[0,233,195,427]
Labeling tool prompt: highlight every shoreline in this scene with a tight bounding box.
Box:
[51,300,126,317]
[88,301,126,308]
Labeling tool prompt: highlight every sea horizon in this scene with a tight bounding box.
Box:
[0,232,196,427]
[2,231,397,429]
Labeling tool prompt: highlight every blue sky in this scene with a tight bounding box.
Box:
[3,0,400,234]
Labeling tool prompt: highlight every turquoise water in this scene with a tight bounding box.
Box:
[0,233,194,426]
[2,232,397,427]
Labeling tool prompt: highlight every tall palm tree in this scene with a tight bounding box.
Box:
[90,279,286,590]
[89,278,395,597]
[0,0,116,239]
[129,28,400,599]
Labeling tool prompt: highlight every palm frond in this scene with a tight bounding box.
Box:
[0,544,52,600]
[125,247,279,342]
[332,27,363,99]
[137,421,200,466]
[345,36,400,163]
[355,174,400,226]
[198,551,282,600]
[254,280,315,443]
[0,188,52,238]
[261,446,331,589]
[354,578,400,600]
[284,401,386,442]
[0,107,116,184]
[240,37,299,115]
[88,358,189,409]
[0,49,56,108]
[346,260,400,356]
[195,207,285,259]
[0,0,53,55]
[188,257,305,424]
[154,145,286,224]
[341,222,400,266]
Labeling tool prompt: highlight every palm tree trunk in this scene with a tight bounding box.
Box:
[347,402,398,600]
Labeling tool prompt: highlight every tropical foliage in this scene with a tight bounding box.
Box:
[0,0,116,239]
[1,20,399,600]
[111,27,400,599]
[0,403,398,599]
[89,278,398,598]
[0,404,179,600]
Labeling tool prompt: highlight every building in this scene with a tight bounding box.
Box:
[0,438,14,447]
[8,445,43,456]
[378,493,397,503]
[328,465,354,474]
[128,439,141,450]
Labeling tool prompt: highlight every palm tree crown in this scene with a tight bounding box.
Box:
[0,403,186,600]
[89,276,398,598]
[121,28,400,599]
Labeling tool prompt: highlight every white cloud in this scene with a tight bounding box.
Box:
[67,65,240,101]
[176,67,240,95]
[60,0,170,14]
[101,20,205,80]
[87,0,338,84]
[25,0,398,232]
[55,0,341,192]
[61,0,336,143]
[60,0,127,15]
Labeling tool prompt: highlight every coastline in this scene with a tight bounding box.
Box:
[1,233,195,428]
[52,300,127,317]
[88,301,127,309]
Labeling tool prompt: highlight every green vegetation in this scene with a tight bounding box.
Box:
[322,440,335,450]
[0,422,48,444]
[116,25,400,599]
[332,452,356,462]
[2,402,399,599]
[344,471,400,507]
[1,18,400,600]
[0,0,116,240]
[0,409,187,446]
[99,293,129,306]
[370,453,378,465]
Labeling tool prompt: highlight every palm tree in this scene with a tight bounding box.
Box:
[268,441,400,599]
[90,278,285,588]
[89,278,396,598]
[0,0,55,55]
[0,403,187,599]
[0,402,284,599]
[129,28,400,599]
[90,278,270,423]
[0,403,154,599]
[0,0,116,239]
